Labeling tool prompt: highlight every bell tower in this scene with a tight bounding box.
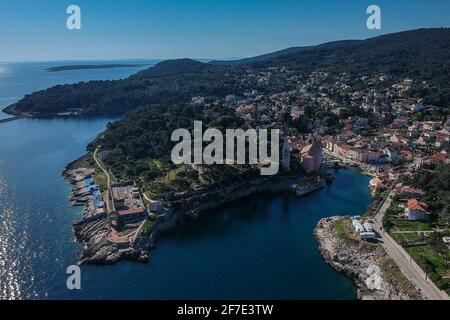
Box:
[282,136,291,171]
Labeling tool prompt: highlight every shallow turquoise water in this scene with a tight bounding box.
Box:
[0,62,371,300]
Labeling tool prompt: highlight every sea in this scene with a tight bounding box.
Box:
[0,60,371,300]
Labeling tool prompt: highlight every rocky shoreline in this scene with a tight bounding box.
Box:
[64,156,122,264]
[315,216,422,300]
[64,156,304,265]
[64,157,420,301]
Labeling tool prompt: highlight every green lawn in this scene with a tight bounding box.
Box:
[332,218,347,239]
[332,217,360,242]
[93,169,108,191]
[391,232,422,244]
[141,219,155,234]
[406,245,450,291]
[385,217,433,232]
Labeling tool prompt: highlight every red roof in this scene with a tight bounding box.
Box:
[401,186,424,195]
[301,141,322,156]
[117,208,145,217]
[407,199,428,212]
[432,153,448,163]
[378,172,387,179]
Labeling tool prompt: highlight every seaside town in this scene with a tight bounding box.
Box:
[63,65,449,298]
[188,67,450,298]
[2,0,450,304]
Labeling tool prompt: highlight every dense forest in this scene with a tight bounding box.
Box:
[4,59,236,115]
[4,28,450,116]
[91,103,245,187]
[47,64,143,72]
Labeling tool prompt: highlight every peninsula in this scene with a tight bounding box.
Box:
[46,64,144,72]
[6,28,449,299]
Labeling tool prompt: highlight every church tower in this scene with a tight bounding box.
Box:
[282,136,291,171]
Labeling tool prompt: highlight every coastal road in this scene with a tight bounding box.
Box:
[93,148,114,212]
[94,148,111,189]
[372,190,449,300]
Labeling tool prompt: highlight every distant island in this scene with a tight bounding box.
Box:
[47,64,145,72]
[4,28,450,299]
[4,28,450,117]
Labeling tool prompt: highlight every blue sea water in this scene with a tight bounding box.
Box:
[0,61,371,300]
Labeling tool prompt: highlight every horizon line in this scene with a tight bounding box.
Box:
[1,26,448,64]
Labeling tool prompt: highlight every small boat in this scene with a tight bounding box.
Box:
[326,174,334,184]
[292,178,324,197]
[70,201,85,207]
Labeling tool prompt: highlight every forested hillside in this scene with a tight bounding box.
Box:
[4,28,450,116]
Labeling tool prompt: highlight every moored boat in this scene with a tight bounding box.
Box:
[292,177,324,196]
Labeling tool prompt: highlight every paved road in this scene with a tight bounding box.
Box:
[94,148,111,189]
[93,148,114,212]
[373,190,449,300]
[391,230,448,234]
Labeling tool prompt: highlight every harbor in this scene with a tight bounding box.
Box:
[0,61,373,300]
[0,112,372,299]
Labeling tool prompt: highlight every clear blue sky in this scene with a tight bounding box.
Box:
[0,0,449,61]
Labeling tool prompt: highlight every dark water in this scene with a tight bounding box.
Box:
[0,62,372,300]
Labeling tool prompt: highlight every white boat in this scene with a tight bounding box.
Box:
[292,178,324,196]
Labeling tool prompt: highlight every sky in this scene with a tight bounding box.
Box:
[0,0,449,62]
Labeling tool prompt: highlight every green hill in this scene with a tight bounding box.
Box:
[4,28,450,116]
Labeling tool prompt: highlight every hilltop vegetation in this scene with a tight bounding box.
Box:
[4,28,450,116]
[244,28,450,106]
[4,59,236,115]
[91,103,255,196]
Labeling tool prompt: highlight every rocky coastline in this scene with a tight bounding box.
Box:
[65,156,419,301]
[315,216,422,300]
[64,156,304,265]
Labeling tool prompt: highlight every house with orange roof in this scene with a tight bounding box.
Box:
[405,199,430,221]
[431,152,449,164]
[400,186,425,198]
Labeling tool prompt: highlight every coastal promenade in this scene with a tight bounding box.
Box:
[373,190,450,300]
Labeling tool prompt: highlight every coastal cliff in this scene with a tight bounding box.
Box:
[139,174,302,243]
[73,218,147,264]
[65,157,302,265]
[315,216,421,300]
